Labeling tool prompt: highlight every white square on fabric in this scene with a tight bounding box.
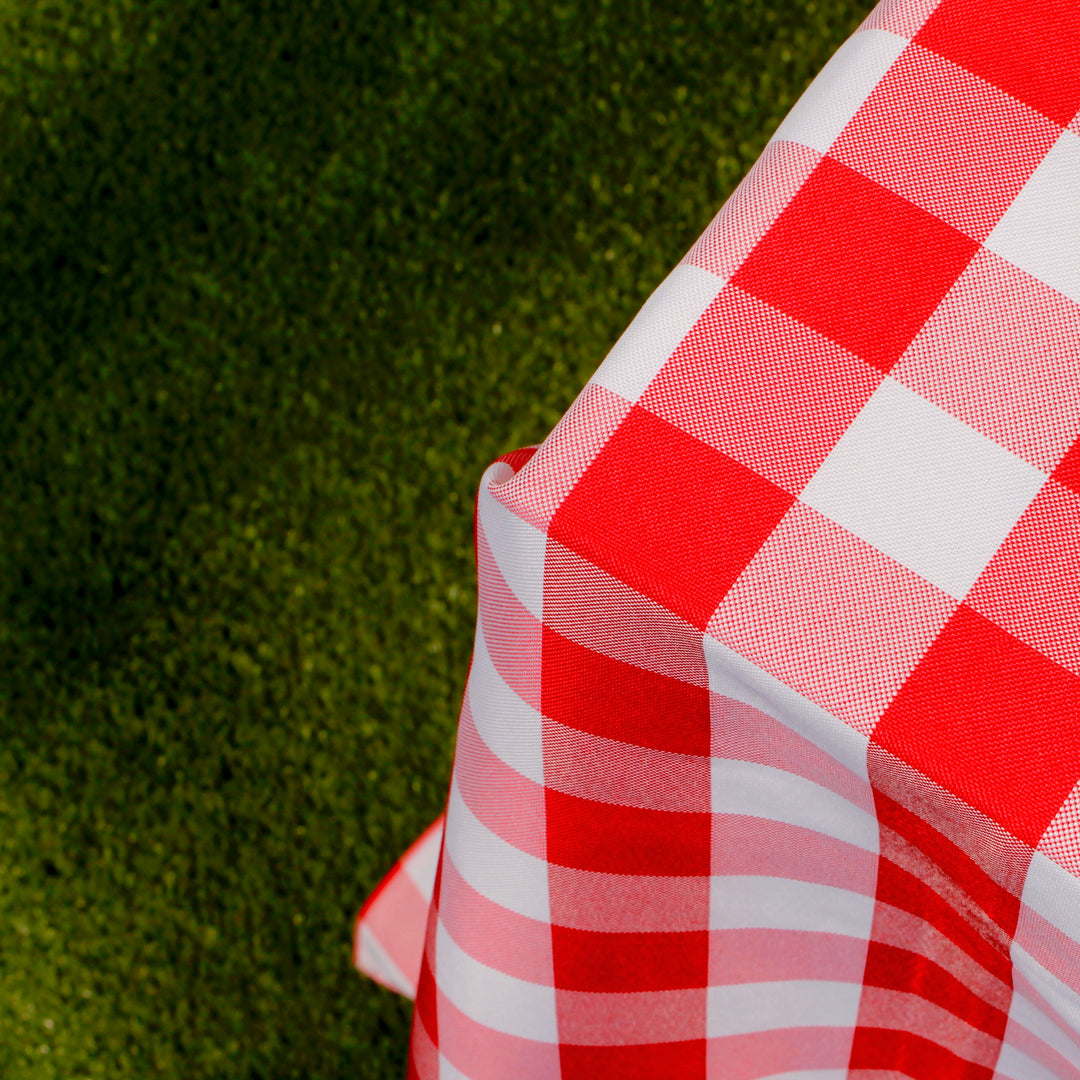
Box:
[998,976,1080,1074]
[711,757,878,853]
[589,263,724,403]
[770,28,907,155]
[706,977,865,1037]
[401,820,444,901]
[985,130,1080,306]
[709,876,874,936]
[466,621,546,786]
[798,378,1045,600]
[478,470,546,620]
[1020,849,1080,948]
[438,1054,471,1080]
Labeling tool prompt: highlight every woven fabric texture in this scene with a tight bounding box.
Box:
[360,0,1080,1075]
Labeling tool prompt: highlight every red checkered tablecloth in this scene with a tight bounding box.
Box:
[357,0,1080,1075]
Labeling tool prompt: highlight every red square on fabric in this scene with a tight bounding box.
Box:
[831,44,1058,241]
[414,950,439,1048]
[967,481,1080,679]
[915,0,1080,127]
[732,156,978,373]
[549,405,793,629]
[551,927,709,993]
[1053,435,1080,496]
[860,940,1010,1038]
[541,625,711,756]
[545,787,711,877]
[560,1040,706,1080]
[873,604,1080,846]
[640,285,880,494]
[849,1026,996,1077]
[870,854,1009,982]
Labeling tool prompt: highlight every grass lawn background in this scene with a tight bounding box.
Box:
[0,0,867,1075]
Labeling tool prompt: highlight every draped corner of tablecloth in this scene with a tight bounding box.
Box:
[354,814,444,999]
[356,0,1080,1075]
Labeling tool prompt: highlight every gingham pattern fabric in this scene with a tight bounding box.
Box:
[355,815,443,998]
[359,0,1080,1074]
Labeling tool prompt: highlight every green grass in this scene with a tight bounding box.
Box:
[0,0,868,1075]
